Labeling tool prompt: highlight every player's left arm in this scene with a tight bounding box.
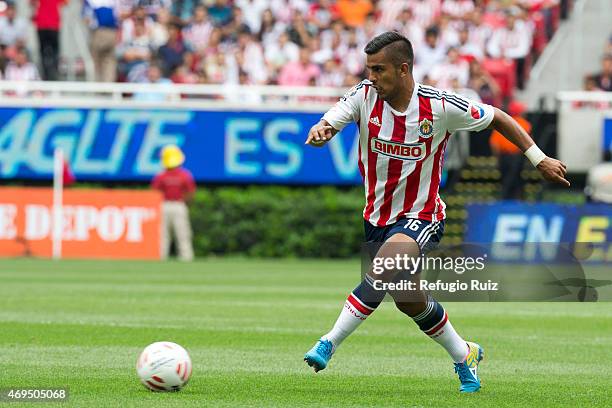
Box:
[487,107,570,187]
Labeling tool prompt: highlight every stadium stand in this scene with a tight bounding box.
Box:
[586,39,612,92]
[577,32,612,108]
[0,0,575,111]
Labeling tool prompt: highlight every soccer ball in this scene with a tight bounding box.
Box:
[136,341,192,392]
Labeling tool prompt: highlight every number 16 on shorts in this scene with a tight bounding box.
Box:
[403,219,422,232]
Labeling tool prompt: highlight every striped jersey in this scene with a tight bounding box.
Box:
[322,81,494,226]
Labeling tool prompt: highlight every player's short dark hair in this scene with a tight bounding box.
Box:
[364,31,414,71]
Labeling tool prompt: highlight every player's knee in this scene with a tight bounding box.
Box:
[373,234,421,278]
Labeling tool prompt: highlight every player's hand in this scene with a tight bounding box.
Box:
[536,157,570,187]
[305,122,334,147]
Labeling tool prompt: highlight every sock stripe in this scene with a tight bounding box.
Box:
[413,302,433,321]
[413,298,435,322]
[351,293,375,310]
[413,296,445,332]
[364,274,375,285]
[424,312,448,336]
[347,294,374,315]
[352,277,384,309]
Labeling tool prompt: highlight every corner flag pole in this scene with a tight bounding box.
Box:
[52,148,64,260]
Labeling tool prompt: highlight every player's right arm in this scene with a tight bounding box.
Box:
[305,120,339,147]
[304,80,368,147]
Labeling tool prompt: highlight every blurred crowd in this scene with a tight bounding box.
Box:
[0,1,41,81]
[584,34,612,92]
[0,0,577,108]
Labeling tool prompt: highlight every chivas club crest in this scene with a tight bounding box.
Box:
[418,118,433,138]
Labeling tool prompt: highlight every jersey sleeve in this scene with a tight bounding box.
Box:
[322,80,368,131]
[443,91,495,133]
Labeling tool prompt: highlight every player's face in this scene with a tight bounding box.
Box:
[366,51,405,100]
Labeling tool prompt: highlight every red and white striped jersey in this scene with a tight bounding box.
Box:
[323,81,494,226]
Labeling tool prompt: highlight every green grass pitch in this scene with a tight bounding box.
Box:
[1,259,611,407]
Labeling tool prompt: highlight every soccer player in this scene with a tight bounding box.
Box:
[303,31,569,392]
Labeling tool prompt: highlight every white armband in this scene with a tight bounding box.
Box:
[524,145,547,167]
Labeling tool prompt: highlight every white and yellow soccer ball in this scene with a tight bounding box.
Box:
[136,342,192,392]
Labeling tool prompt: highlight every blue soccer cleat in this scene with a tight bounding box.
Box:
[454,341,484,393]
[304,338,334,372]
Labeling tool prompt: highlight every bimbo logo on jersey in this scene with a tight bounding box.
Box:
[370,138,426,161]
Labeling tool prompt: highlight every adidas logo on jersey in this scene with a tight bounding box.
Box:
[369,116,381,127]
[371,138,426,161]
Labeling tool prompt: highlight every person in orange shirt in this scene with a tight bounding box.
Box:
[336,0,373,28]
[490,101,532,199]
